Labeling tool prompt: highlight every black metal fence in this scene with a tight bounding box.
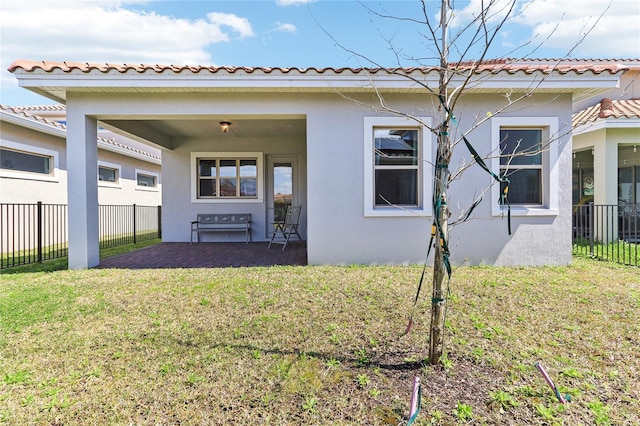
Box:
[573,203,639,267]
[1,203,161,269]
[99,204,162,248]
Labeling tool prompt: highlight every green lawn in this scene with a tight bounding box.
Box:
[1,256,638,425]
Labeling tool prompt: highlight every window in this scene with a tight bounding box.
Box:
[0,141,59,182]
[499,128,543,205]
[198,158,256,198]
[491,117,559,216]
[98,166,117,182]
[97,161,121,187]
[137,173,156,187]
[618,166,640,205]
[1,147,51,175]
[364,117,432,217]
[135,169,159,190]
[191,152,264,203]
[374,129,419,206]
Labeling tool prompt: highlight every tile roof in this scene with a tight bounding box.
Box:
[12,104,66,112]
[0,104,161,162]
[572,98,640,128]
[0,104,66,130]
[8,58,635,76]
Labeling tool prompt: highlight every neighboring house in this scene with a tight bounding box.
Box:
[8,59,631,268]
[572,60,640,208]
[1,104,162,206]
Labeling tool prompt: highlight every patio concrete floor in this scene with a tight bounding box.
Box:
[98,241,307,269]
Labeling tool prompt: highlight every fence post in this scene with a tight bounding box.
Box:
[133,204,137,244]
[37,201,43,263]
[588,203,594,256]
[157,205,162,239]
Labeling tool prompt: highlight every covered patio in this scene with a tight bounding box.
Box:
[98,242,307,269]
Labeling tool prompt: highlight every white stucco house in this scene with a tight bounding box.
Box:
[1,104,162,206]
[8,58,631,269]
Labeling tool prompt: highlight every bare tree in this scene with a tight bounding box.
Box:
[320,0,611,365]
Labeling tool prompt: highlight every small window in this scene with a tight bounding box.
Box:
[1,148,51,175]
[97,161,121,187]
[99,166,118,183]
[364,117,433,217]
[490,117,559,217]
[192,154,261,201]
[137,173,157,188]
[374,128,419,206]
[499,128,543,205]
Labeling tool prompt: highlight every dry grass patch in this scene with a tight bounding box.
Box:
[1,259,638,424]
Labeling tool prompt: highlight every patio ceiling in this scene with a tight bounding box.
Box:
[99,116,307,149]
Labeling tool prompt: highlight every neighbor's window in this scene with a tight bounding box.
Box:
[197,158,257,198]
[98,166,118,183]
[374,128,419,206]
[499,128,543,205]
[137,172,157,188]
[1,147,51,175]
[618,166,640,205]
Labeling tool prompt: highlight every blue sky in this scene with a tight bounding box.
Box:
[1,0,639,106]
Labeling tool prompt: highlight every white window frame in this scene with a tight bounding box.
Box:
[190,152,264,204]
[135,168,159,192]
[0,140,59,182]
[364,117,433,217]
[98,161,121,188]
[491,117,559,217]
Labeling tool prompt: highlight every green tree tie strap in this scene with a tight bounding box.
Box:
[437,95,512,234]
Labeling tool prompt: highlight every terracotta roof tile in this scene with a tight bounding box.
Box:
[450,58,633,74]
[8,58,635,76]
[573,98,640,128]
[0,104,160,162]
[12,104,66,112]
[0,104,66,130]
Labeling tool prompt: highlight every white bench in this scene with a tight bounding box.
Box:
[190,213,251,244]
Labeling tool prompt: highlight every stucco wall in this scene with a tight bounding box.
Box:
[0,121,161,206]
[66,90,573,266]
[162,135,306,243]
[96,149,161,206]
[305,92,573,266]
[0,122,68,204]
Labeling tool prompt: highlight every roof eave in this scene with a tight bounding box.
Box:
[574,117,640,135]
[0,109,66,138]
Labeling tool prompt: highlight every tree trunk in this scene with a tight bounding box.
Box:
[428,0,450,365]
[428,120,450,365]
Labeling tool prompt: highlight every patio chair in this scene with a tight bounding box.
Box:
[268,205,302,251]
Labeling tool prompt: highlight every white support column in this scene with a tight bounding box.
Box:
[593,133,618,206]
[593,132,618,243]
[66,105,100,269]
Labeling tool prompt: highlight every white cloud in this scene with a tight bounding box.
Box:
[453,0,516,24]
[207,12,255,38]
[0,0,255,98]
[271,21,297,33]
[516,0,640,57]
[448,0,639,58]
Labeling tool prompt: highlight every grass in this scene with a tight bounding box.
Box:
[0,238,161,274]
[573,239,640,266]
[1,233,159,270]
[1,256,639,424]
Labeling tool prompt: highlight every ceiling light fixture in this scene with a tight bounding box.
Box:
[220,121,232,133]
